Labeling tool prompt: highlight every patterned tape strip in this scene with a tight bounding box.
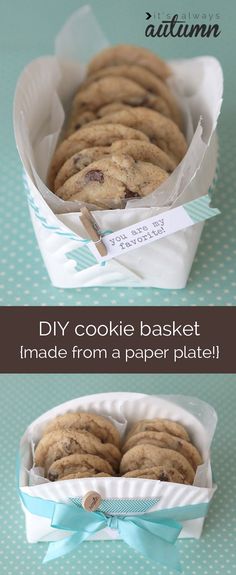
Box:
[184,194,220,223]
[70,497,160,515]
[23,175,82,242]
[23,175,107,271]
[66,244,98,270]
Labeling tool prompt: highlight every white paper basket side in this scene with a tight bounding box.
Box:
[27,177,205,289]
[21,481,216,543]
[18,393,217,543]
[13,5,223,289]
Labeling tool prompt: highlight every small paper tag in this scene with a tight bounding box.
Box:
[88,195,219,263]
[82,491,102,512]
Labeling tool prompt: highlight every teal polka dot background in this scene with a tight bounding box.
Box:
[0,373,236,575]
[0,0,235,306]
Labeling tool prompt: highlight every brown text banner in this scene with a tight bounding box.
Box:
[0,307,234,373]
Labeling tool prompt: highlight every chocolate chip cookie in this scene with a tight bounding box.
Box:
[48,453,115,481]
[54,146,112,192]
[48,123,149,190]
[120,445,195,484]
[34,429,121,473]
[111,140,177,172]
[87,44,171,80]
[86,64,182,127]
[123,465,188,483]
[126,418,190,441]
[89,107,187,163]
[43,411,120,447]
[60,472,112,480]
[56,153,169,207]
[55,139,175,192]
[66,76,173,136]
[122,431,202,470]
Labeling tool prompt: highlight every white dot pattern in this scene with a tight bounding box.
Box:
[0,374,235,574]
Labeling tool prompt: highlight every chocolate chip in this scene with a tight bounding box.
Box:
[48,472,58,481]
[85,170,104,183]
[74,123,81,130]
[73,154,81,165]
[125,189,140,199]
[159,472,169,481]
[74,154,91,170]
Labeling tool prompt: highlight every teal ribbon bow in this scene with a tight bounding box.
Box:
[19,491,209,571]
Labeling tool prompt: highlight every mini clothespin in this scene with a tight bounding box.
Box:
[80,206,107,257]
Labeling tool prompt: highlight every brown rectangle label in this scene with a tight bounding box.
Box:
[0,306,234,373]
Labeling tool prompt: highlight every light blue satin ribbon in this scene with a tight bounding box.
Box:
[19,490,209,570]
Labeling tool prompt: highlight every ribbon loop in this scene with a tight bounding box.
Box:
[107,515,119,530]
[19,490,210,571]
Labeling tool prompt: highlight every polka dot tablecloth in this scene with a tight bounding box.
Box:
[0,0,236,306]
[0,373,236,575]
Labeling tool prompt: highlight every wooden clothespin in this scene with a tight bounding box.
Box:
[80,206,107,257]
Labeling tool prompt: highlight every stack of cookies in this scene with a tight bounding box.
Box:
[34,412,121,481]
[34,412,202,485]
[48,44,188,208]
[120,418,202,484]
